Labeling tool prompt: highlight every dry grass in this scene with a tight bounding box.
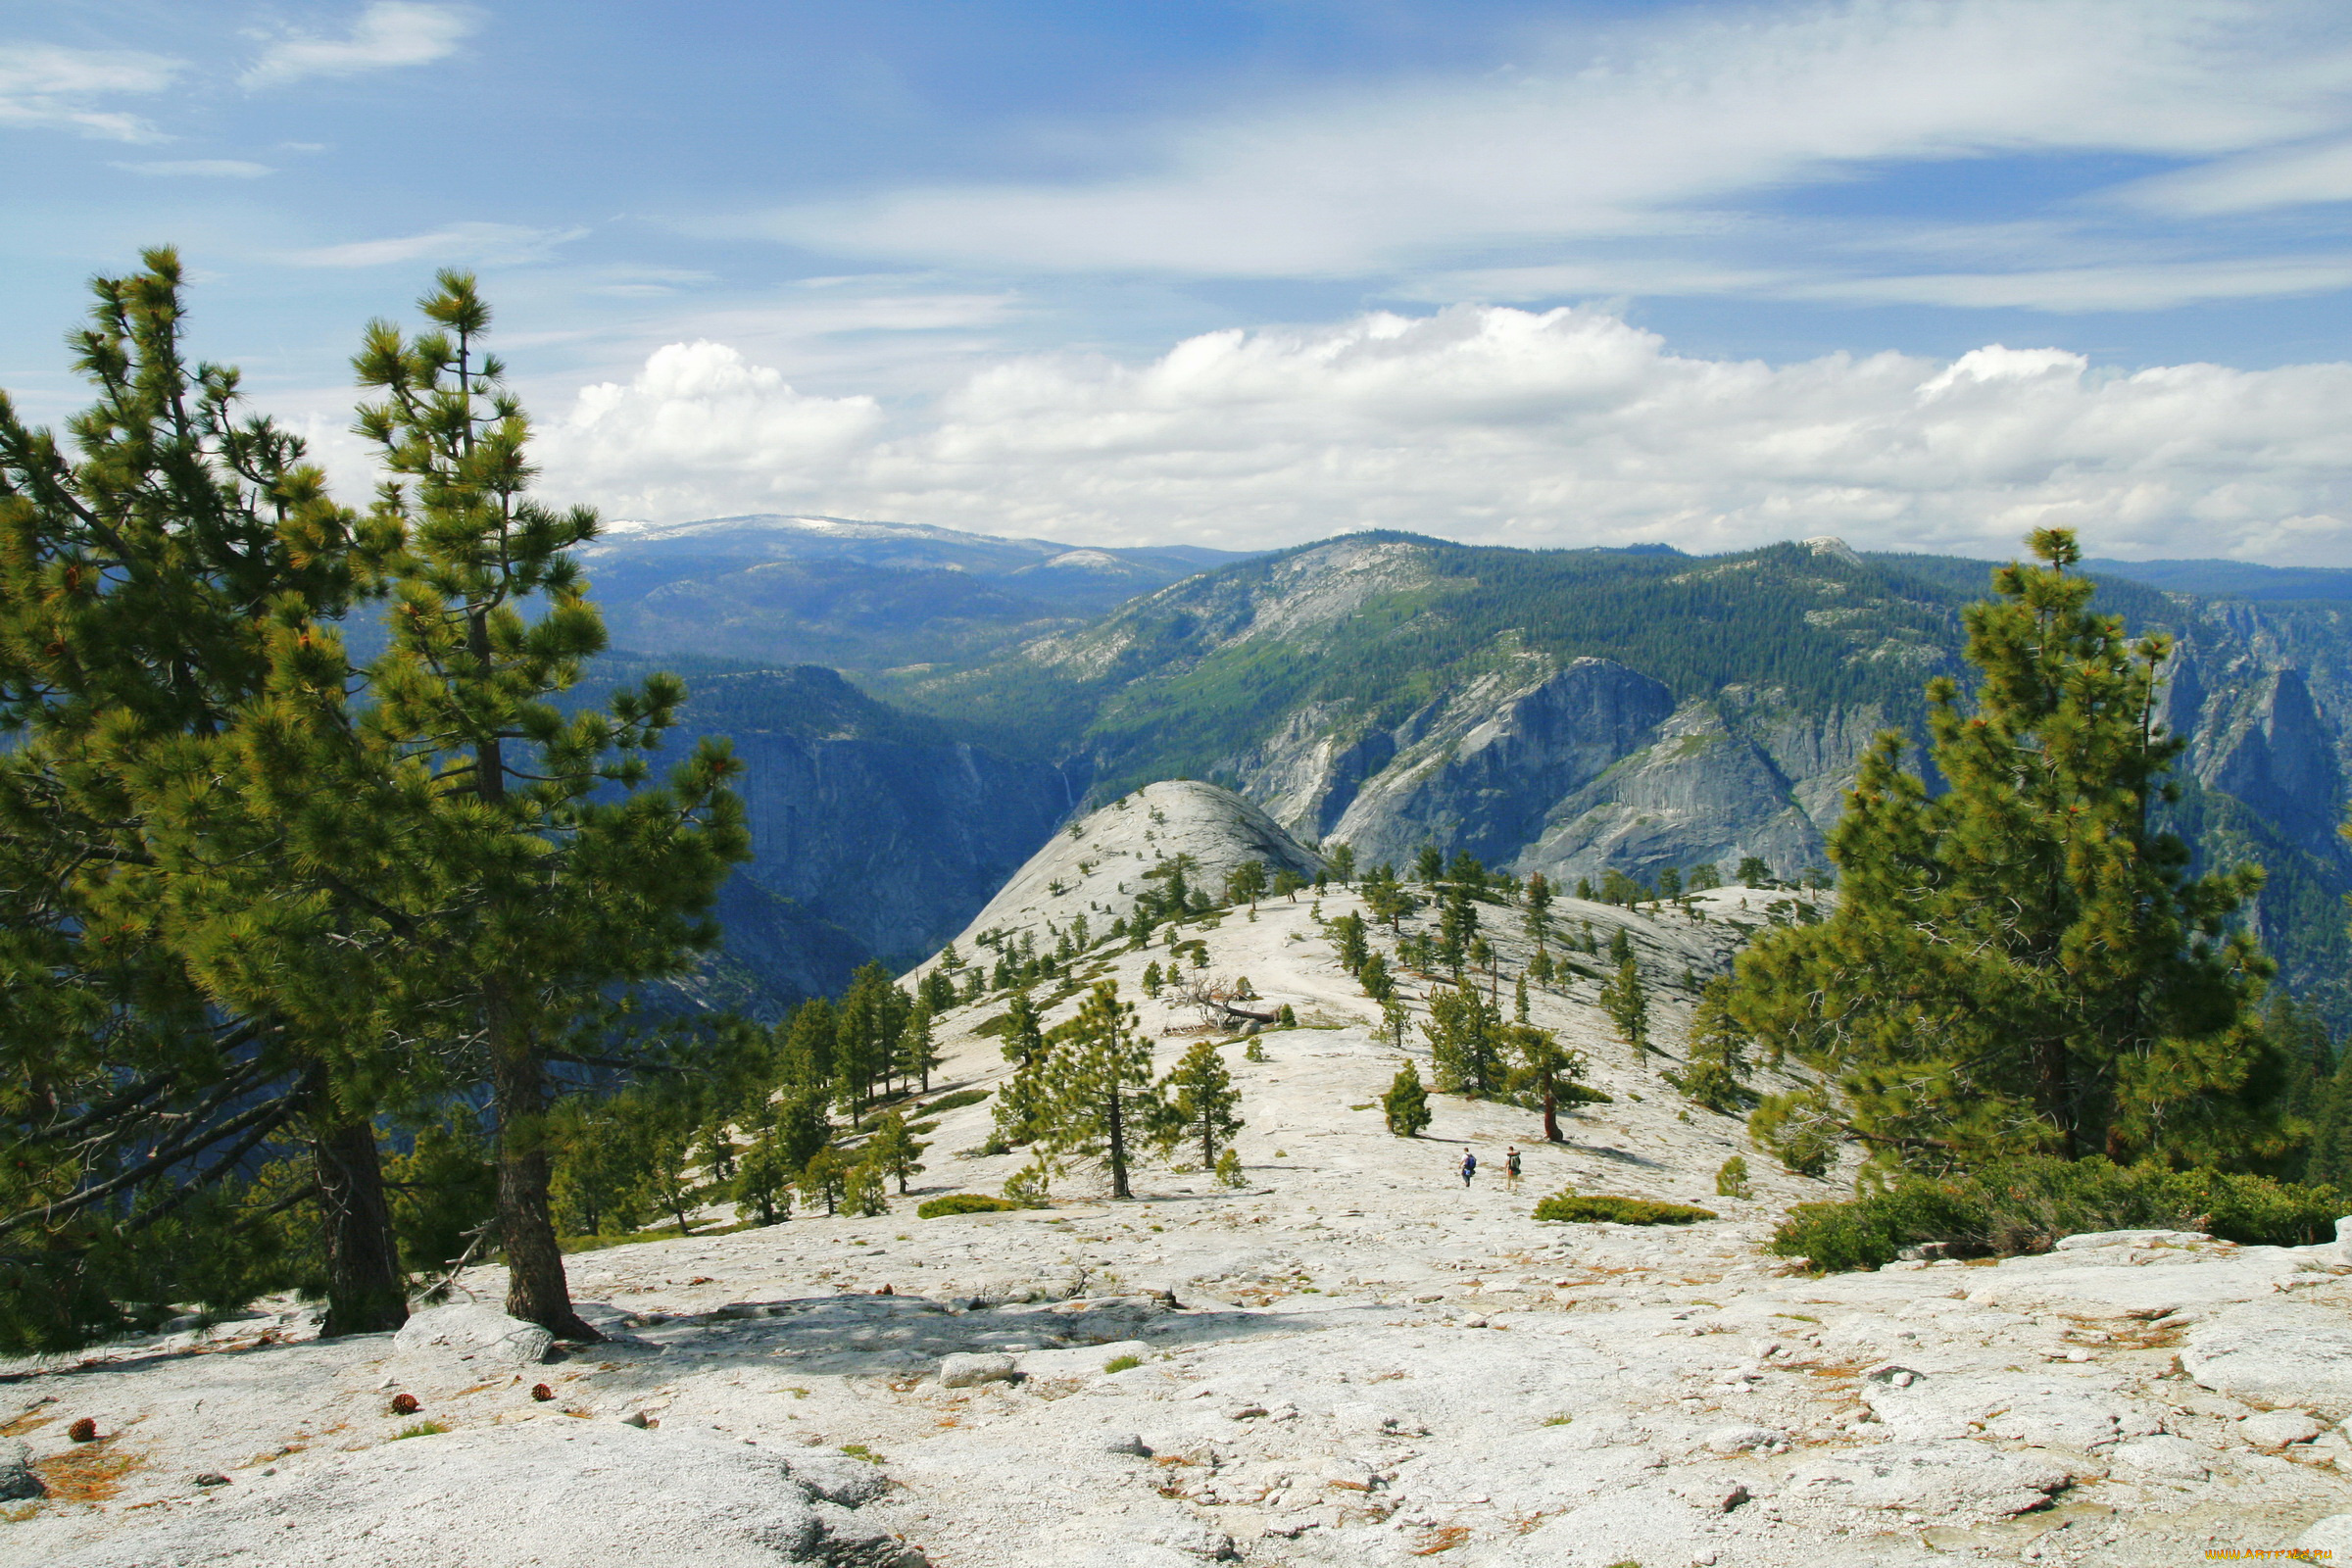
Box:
[33,1437,143,1502]
[1409,1525,1474,1554]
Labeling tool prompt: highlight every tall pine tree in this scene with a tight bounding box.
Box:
[1732,528,2279,1178]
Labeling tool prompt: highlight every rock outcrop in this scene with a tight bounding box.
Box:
[933,779,1323,960]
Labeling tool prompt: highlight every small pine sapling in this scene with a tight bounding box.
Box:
[1384,1061,1433,1138]
[842,1158,889,1217]
[799,1148,847,1217]
[1213,1148,1246,1187]
[866,1110,929,1195]
[1716,1154,1752,1200]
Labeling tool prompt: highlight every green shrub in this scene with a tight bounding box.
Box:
[1557,1083,1614,1105]
[1715,1155,1751,1200]
[391,1421,449,1440]
[1771,1156,2347,1273]
[919,1089,990,1115]
[1533,1193,1718,1225]
[1103,1353,1143,1373]
[915,1193,1023,1218]
[972,1013,1014,1039]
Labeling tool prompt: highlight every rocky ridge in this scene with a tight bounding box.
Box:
[8,785,2350,1567]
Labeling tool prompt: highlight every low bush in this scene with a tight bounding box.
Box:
[919,1089,990,1115]
[1533,1193,1718,1225]
[1772,1156,2347,1273]
[915,1193,1023,1218]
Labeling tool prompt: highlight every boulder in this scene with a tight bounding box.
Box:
[392,1302,554,1369]
[2238,1409,2324,1451]
[937,1352,1018,1389]
[2107,1435,2212,1482]
[0,1439,42,1500]
[48,1423,922,1568]
[2299,1515,2352,1560]
[2182,1303,2352,1418]
[2050,1230,2214,1251]
[1701,1424,1779,1455]
[782,1449,892,1508]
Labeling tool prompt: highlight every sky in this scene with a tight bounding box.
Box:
[7,0,2352,562]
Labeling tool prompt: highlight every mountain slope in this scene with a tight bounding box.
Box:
[581,514,1252,672]
[932,780,1327,961]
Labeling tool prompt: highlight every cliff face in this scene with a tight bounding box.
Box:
[658,667,1078,1005]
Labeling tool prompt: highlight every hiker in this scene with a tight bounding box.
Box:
[1503,1146,1522,1192]
[1459,1150,1477,1187]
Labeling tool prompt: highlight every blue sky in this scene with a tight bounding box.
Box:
[8,1,2352,560]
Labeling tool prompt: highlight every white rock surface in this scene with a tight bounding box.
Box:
[391,1302,554,1369]
[47,1424,916,1568]
[937,1352,1016,1389]
[2182,1303,2352,1417]
[2241,1409,2327,1450]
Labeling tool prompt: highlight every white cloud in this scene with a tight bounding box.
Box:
[530,306,2352,564]
[760,0,2352,279]
[283,221,584,268]
[539,342,886,518]
[114,159,273,177]
[243,3,475,88]
[2117,137,2352,216]
[0,44,180,141]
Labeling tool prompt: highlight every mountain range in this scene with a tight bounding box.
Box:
[599,516,2352,1026]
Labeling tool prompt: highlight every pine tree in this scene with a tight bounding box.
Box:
[1143,959,1165,998]
[1526,948,1556,989]
[1325,843,1355,882]
[781,999,839,1086]
[1332,912,1371,976]
[347,271,748,1335]
[1438,889,1479,975]
[1380,996,1413,1052]
[1157,1041,1244,1171]
[1736,856,1772,888]
[841,1157,889,1217]
[895,998,943,1095]
[733,1120,796,1225]
[1224,859,1268,909]
[1384,1061,1432,1137]
[1037,982,1161,1199]
[1001,988,1047,1067]
[1599,956,1650,1061]
[865,1110,928,1195]
[1415,845,1446,884]
[1507,1024,1584,1142]
[1523,871,1554,948]
[1732,528,2278,1177]
[1425,978,1504,1097]
[1670,979,1755,1113]
[1514,973,1531,1024]
[1359,950,1395,1004]
[0,251,416,1346]
[799,1147,847,1216]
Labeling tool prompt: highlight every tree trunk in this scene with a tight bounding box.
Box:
[1106,1094,1130,1199]
[314,1110,408,1337]
[1542,1082,1560,1144]
[491,1028,599,1340]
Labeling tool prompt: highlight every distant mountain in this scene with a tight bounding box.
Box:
[888,533,2352,1021]
[579,514,1253,672]
[2082,558,2352,604]
[1875,549,2352,606]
